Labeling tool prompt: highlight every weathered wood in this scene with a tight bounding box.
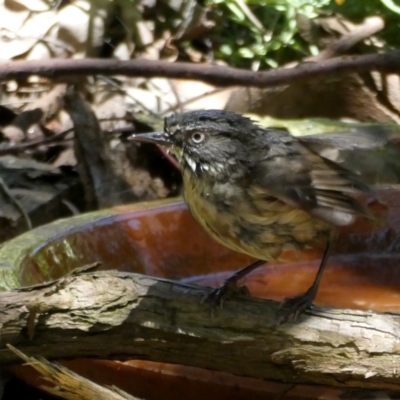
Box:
[1,270,400,391]
[8,345,138,400]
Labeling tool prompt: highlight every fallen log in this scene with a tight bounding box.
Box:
[0,270,399,391]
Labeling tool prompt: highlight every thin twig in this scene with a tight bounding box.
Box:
[61,199,81,215]
[315,16,385,60]
[1,52,400,87]
[234,0,264,32]
[97,75,159,117]
[0,128,73,156]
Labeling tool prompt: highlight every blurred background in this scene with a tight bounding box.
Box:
[1,0,400,240]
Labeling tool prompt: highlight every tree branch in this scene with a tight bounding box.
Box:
[1,51,400,87]
[1,270,400,391]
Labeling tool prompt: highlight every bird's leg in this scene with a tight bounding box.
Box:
[279,231,335,323]
[202,259,266,313]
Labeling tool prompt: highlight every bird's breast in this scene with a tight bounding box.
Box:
[182,171,330,261]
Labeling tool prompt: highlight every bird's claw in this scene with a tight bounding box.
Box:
[278,287,317,324]
[201,285,225,307]
[201,280,250,317]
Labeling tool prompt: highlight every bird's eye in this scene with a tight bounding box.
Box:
[191,132,205,144]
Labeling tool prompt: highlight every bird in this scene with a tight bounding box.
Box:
[130,109,376,322]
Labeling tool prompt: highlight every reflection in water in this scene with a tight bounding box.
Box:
[14,189,400,313]
[183,254,400,313]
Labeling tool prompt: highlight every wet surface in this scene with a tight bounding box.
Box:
[11,188,400,313]
[3,189,400,399]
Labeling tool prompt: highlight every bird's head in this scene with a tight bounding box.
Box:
[131,110,258,177]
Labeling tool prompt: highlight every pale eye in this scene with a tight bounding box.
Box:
[191,132,205,144]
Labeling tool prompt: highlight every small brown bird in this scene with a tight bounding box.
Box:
[131,110,375,321]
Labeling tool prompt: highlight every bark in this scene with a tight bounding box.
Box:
[1,270,399,391]
[1,52,400,87]
[8,345,138,400]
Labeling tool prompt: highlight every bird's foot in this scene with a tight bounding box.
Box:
[278,285,317,324]
[201,280,250,317]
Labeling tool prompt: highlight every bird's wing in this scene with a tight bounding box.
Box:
[251,134,370,227]
[300,127,400,185]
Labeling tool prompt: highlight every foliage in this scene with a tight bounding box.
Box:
[204,0,330,69]
[329,0,400,48]
[198,0,400,70]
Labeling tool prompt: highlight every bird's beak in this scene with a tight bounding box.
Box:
[128,131,172,146]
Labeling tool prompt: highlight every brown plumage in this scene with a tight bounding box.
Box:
[131,109,372,321]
